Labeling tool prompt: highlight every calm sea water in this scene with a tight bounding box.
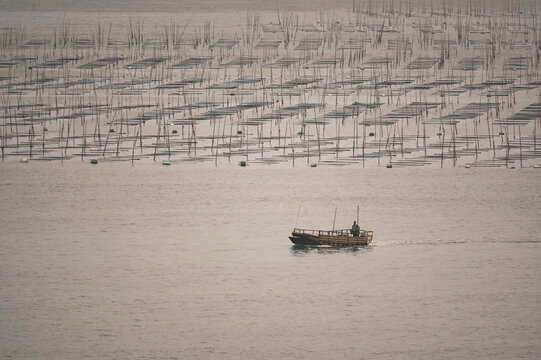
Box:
[1,162,540,359]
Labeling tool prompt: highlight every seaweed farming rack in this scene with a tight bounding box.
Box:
[1,2,541,168]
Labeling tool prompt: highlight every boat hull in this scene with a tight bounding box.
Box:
[289,231,372,247]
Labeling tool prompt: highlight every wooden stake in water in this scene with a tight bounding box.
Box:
[518,125,522,168]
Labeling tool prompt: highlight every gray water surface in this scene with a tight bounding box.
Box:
[1,163,540,359]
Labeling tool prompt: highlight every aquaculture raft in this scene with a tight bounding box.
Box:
[289,228,373,247]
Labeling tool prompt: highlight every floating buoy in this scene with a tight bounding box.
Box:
[90,159,98,164]
[20,158,28,163]
[239,160,247,167]
[162,160,171,166]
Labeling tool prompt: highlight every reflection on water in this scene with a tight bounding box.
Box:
[290,244,374,256]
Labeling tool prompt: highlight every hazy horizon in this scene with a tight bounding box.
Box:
[0,0,536,13]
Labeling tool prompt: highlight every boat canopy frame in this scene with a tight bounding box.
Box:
[293,228,373,237]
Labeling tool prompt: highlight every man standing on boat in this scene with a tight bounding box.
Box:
[351,221,360,237]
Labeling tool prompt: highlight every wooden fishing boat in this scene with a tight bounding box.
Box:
[289,228,373,247]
